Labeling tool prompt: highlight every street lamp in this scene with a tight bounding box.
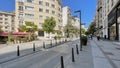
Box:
[74,10,82,51]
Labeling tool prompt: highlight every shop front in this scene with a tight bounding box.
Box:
[108,1,120,41]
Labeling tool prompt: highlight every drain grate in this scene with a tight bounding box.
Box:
[104,52,114,55]
[116,47,120,50]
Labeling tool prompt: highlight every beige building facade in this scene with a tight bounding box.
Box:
[0,11,15,32]
[15,0,62,39]
[95,0,119,39]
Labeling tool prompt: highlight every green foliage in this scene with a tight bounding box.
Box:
[42,17,56,33]
[20,22,38,33]
[64,21,80,37]
[81,28,86,35]
[87,23,96,35]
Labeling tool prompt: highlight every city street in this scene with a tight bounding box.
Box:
[0,39,79,68]
[0,38,120,68]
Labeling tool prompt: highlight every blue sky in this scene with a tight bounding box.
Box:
[0,0,97,27]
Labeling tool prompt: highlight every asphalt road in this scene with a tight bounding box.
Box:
[0,40,79,68]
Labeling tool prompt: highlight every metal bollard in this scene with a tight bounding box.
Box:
[76,44,79,55]
[72,48,75,62]
[43,42,45,48]
[33,43,35,52]
[56,39,57,45]
[61,56,64,68]
[50,40,52,47]
[17,46,20,56]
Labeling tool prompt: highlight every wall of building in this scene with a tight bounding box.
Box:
[15,0,62,39]
[0,11,15,32]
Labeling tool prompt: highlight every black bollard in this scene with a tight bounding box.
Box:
[55,39,57,45]
[43,42,45,48]
[33,43,35,52]
[61,56,64,68]
[50,40,52,47]
[76,44,79,55]
[17,46,20,56]
[72,48,75,62]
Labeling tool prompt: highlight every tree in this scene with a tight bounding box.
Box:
[42,17,56,38]
[19,22,38,41]
[20,22,38,33]
[64,21,80,37]
[87,23,96,35]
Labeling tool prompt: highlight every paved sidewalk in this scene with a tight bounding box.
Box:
[63,38,115,68]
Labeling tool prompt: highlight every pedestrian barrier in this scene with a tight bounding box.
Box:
[72,48,75,62]
[76,44,79,55]
[17,45,20,56]
[33,43,35,52]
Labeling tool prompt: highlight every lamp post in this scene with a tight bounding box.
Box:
[74,10,82,51]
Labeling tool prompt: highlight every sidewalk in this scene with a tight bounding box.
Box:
[64,38,115,68]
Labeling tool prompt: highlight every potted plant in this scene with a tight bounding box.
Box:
[81,36,87,46]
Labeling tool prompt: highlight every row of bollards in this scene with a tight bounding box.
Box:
[43,39,68,49]
[60,44,79,68]
[17,39,68,57]
[17,43,36,56]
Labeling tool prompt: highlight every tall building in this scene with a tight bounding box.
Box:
[71,16,80,29]
[15,0,62,39]
[62,6,71,26]
[62,6,71,36]
[0,11,15,32]
[95,0,120,40]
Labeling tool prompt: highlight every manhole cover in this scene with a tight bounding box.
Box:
[104,52,114,55]
[116,47,120,50]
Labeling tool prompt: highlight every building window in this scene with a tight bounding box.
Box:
[39,15,43,18]
[19,21,23,26]
[19,6,24,11]
[51,4,55,8]
[5,18,8,20]
[18,0,25,2]
[5,22,8,24]
[52,11,55,15]
[39,1,43,5]
[46,9,49,13]
[19,14,24,18]
[5,26,8,29]
[0,18,2,20]
[52,0,55,2]
[27,0,33,3]
[39,8,43,12]
[25,14,34,18]
[0,14,2,16]
[39,23,42,26]
[46,2,49,6]
[5,15,8,17]
[25,6,34,11]
[46,16,49,19]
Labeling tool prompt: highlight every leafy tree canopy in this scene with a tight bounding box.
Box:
[42,17,56,33]
[20,22,38,33]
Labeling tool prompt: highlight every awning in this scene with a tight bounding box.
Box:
[0,32,29,37]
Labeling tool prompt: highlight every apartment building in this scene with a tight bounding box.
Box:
[15,0,62,38]
[62,6,71,36]
[0,11,15,32]
[97,0,103,37]
[62,6,71,26]
[94,0,120,40]
[71,16,80,29]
